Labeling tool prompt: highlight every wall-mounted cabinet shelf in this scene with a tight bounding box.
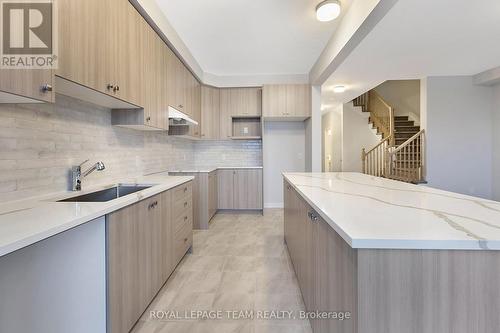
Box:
[232,117,261,139]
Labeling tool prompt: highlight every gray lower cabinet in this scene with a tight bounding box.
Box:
[107,182,193,333]
[218,168,263,210]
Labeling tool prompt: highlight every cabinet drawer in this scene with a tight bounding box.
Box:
[172,182,192,200]
[173,194,192,220]
[174,218,192,260]
[173,208,192,234]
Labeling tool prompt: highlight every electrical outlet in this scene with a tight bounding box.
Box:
[243,127,249,134]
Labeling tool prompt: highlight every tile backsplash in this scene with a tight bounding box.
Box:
[0,95,262,202]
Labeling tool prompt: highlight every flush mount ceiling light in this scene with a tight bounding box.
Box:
[316,0,341,22]
[333,85,346,93]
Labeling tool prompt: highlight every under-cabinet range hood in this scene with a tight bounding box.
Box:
[168,106,198,126]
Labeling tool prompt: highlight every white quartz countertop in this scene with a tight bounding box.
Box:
[169,166,263,173]
[283,172,500,250]
[0,172,193,257]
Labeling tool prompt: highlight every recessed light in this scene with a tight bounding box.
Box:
[333,85,346,93]
[316,0,341,22]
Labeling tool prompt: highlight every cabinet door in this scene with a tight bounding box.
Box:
[167,51,186,112]
[137,195,163,305]
[161,191,174,280]
[57,0,107,94]
[313,216,357,333]
[287,85,311,118]
[263,85,287,117]
[0,69,54,103]
[188,79,201,137]
[201,86,220,139]
[140,19,159,128]
[230,88,262,117]
[234,169,263,210]
[217,169,234,209]
[244,88,262,116]
[107,202,141,333]
[219,89,233,139]
[111,0,142,106]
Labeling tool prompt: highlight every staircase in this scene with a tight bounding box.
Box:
[354,91,426,184]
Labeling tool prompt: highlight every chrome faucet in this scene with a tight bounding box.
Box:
[72,160,106,191]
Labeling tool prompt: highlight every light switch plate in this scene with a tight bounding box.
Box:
[243,127,249,134]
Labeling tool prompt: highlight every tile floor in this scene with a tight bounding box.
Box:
[132,209,312,333]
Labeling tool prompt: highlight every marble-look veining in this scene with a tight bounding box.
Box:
[0,172,193,257]
[283,172,500,250]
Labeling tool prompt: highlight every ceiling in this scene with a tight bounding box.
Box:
[321,0,500,110]
[154,0,352,77]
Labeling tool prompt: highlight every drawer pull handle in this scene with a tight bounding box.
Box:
[184,187,187,192]
[148,201,158,210]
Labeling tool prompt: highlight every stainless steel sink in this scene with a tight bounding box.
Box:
[57,185,153,202]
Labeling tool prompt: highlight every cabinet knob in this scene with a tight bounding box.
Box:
[113,85,120,92]
[146,117,151,122]
[184,216,188,221]
[184,202,188,207]
[41,84,52,92]
[106,84,114,91]
[184,238,188,243]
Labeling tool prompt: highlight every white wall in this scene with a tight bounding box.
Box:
[374,80,420,123]
[422,76,493,199]
[493,84,500,200]
[341,103,381,172]
[263,122,306,208]
[322,106,343,172]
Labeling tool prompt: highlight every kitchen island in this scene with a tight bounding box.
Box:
[283,172,500,333]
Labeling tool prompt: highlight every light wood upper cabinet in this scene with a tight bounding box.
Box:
[111,0,143,107]
[230,88,262,117]
[263,84,311,120]
[263,85,287,117]
[167,52,187,113]
[188,78,201,137]
[0,69,54,103]
[201,86,221,139]
[57,0,107,94]
[219,89,233,139]
[286,84,311,117]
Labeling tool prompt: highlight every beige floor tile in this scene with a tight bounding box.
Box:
[218,271,256,294]
[165,291,216,313]
[212,292,255,312]
[223,256,257,272]
[179,270,223,293]
[178,255,227,272]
